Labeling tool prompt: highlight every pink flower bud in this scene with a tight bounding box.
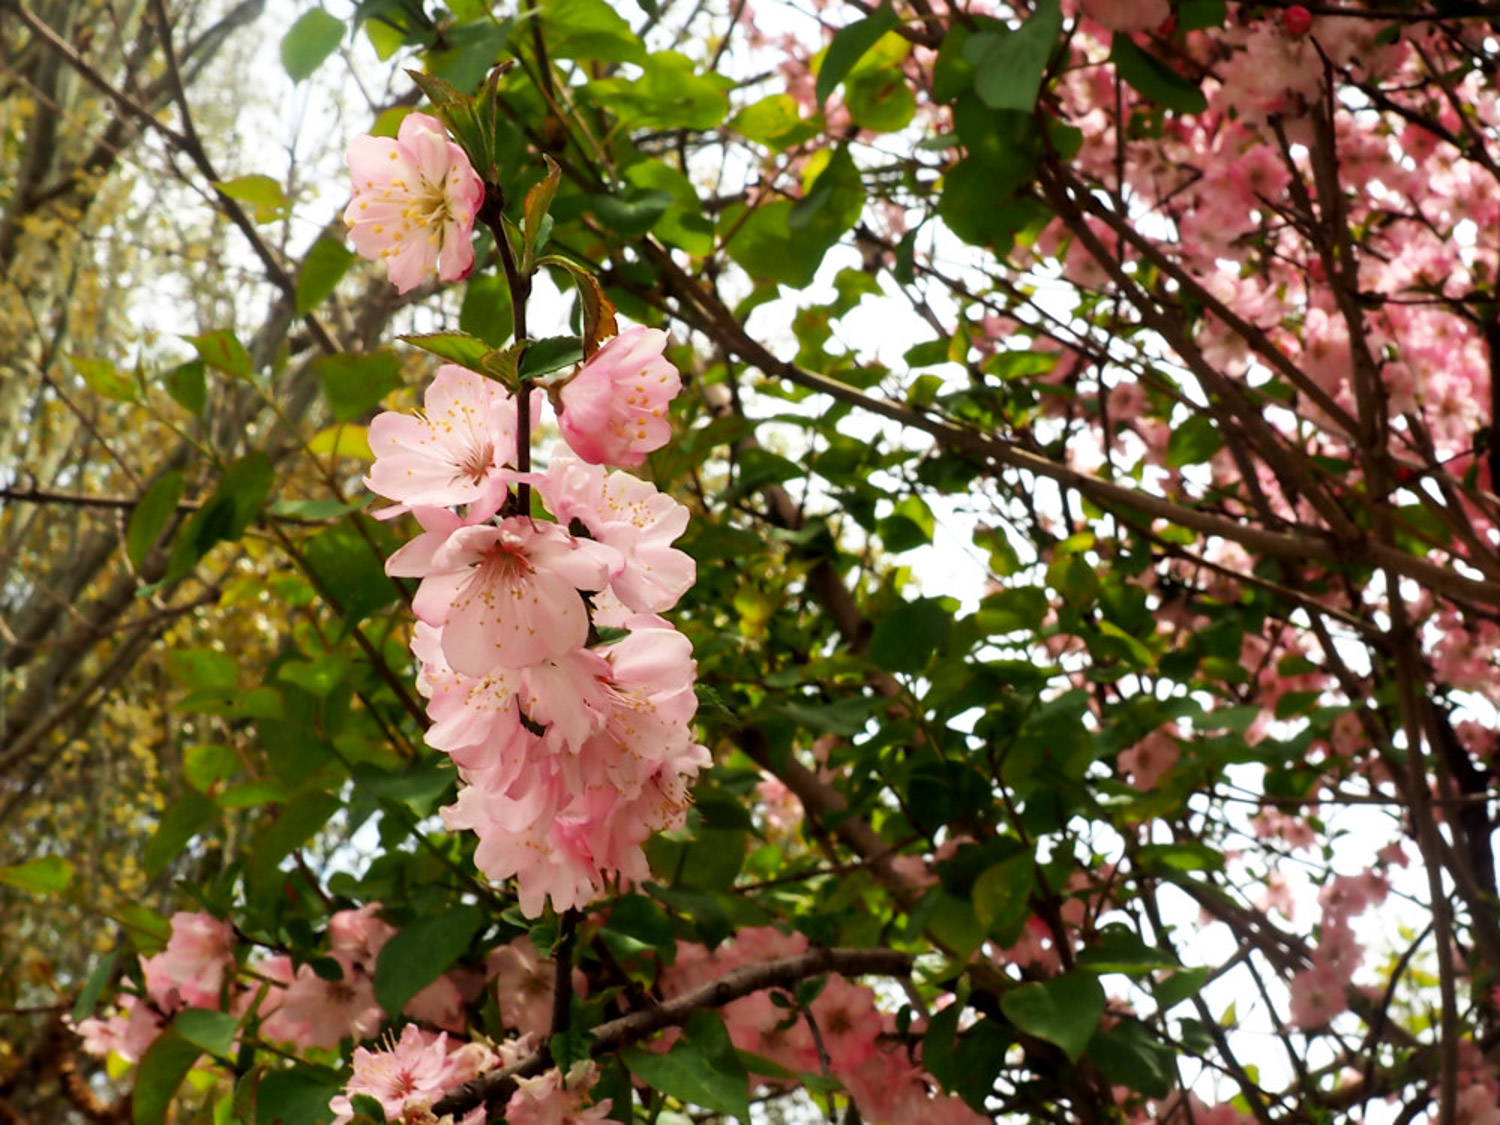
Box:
[1282,5,1313,35]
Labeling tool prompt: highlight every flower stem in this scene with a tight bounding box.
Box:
[480,182,532,512]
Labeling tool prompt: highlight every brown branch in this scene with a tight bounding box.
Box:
[430,947,915,1118]
[639,239,1500,610]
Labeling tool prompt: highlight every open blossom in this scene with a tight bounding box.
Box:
[505,1061,612,1125]
[345,112,484,293]
[536,448,695,614]
[260,951,384,1049]
[366,368,541,518]
[329,1024,495,1125]
[397,516,617,676]
[559,327,682,467]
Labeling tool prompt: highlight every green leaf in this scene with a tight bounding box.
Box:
[961,0,1061,111]
[313,351,402,423]
[622,1010,751,1124]
[164,359,206,416]
[296,237,357,315]
[399,331,491,369]
[165,648,238,692]
[623,160,714,255]
[1175,0,1227,31]
[188,329,254,381]
[71,355,139,402]
[214,174,288,223]
[252,1064,343,1125]
[1165,414,1224,468]
[539,0,646,63]
[460,273,515,348]
[373,904,484,1016]
[518,336,584,379]
[280,9,344,83]
[1000,973,1105,1062]
[176,1009,240,1058]
[927,891,987,961]
[300,519,403,623]
[1152,965,1212,1010]
[1135,842,1223,872]
[127,471,184,569]
[428,18,514,93]
[867,596,952,673]
[524,156,563,255]
[1109,34,1208,113]
[134,1030,202,1124]
[817,2,900,105]
[1075,925,1180,976]
[730,94,820,150]
[722,200,830,288]
[973,853,1033,944]
[144,791,220,878]
[184,744,241,793]
[0,855,74,895]
[72,950,121,1023]
[788,146,863,246]
[590,189,674,237]
[587,51,729,131]
[1088,1018,1175,1097]
[248,791,341,900]
[845,66,917,132]
[937,156,1038,250]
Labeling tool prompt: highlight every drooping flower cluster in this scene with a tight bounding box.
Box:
[345,112,484,293]
[368,335,705,917]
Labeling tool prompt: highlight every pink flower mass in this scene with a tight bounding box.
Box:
[345,112,484,293]
[364,350,701,917]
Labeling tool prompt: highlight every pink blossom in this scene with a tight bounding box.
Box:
[558,327,682,467]
[259,952,384,1050]
[72,995,170,1064]
[536,448,696,613]
[404,517,617,676]
[366,368,541,518]
[504,1061,612,1125]
[487,936,586,1038]
[329,1024,497,1125]
[345,112,484,293]
[141,911,236,1010]
[1117,727,1179,791]
[1288,963,1348,1028]
[328,903,396,967]
[1080,0,1169,32]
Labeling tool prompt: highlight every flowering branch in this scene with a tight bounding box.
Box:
[431,947,917,1118]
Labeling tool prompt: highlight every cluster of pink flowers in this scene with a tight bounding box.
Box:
[368,333,705,917]
[73,911,236,1063]
[330,1024,497,1125]
[330,1025,610,1125]
[73,907,477,1065]
[1286,869,1391,1030]
[661,926,985,1125]
[250,904,467,1050]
